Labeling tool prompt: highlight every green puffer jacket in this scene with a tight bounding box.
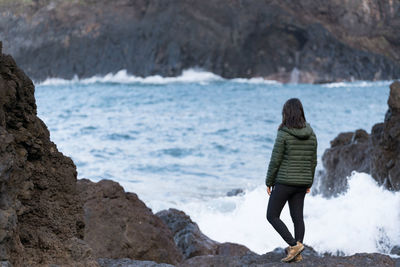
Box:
[265,123,317,187]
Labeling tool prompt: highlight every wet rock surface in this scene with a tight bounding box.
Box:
[1,0,400,82]
[97,258,175,267]
[318,129,371,196]
[77,179,183,265]
[180,250,396,267]
[320,81,400,196]
[0,42,97,266]
[391,245,400,256]
[156,208,252,259]
[156,208,219,258]
[226,188,244,197]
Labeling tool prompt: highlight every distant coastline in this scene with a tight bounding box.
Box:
[1,0,400,83]
[34,68,397,87]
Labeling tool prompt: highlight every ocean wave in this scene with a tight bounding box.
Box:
[323,80,393,88]
[36,69,280,86]
[172,172,400,256]
[232,77,281,85]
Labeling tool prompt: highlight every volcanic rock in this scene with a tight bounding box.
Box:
[320,81,400,196]
[390,245,400,256]
[156,208,253,259]
[180,249,396,267]
[226,188,244,197]
[0,42,98,265]
[97,258,175,267]
[77,179,183,265]
[318,129,371,196]
[1,0,400,82]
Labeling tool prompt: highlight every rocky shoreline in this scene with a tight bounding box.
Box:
[1,0,400,83]
[320,81,400,197]
[0,43,399,266]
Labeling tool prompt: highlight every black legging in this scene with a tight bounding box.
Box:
[266,183,307,246]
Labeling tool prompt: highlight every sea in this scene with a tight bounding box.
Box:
[35,69,400,256]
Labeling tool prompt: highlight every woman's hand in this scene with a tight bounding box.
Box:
[306,188,311,194]
[267,186,272,195]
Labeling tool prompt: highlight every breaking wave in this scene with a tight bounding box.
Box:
[37,69,280,86]
[323,80,393,88]
[174,172,400,256]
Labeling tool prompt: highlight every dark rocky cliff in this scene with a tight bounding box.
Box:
[0,42,97,266]
[1,0,400,82]
[320,81,400,196]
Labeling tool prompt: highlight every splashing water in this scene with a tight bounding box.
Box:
[37,68,279,86]
[177,172,400,255]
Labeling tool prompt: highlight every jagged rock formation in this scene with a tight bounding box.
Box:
[156,209,252,259]
[77,179,184,265]
[0,42,97,266]
[320,81,400,196]
[1,0,400,82]
[318,129,371,196]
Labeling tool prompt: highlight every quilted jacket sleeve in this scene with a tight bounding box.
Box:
[311,133,318,185]
[265,130,285,187]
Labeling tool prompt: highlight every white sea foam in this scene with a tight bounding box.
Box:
[323,80,393,88]
[38,76,80,86]
[37,69,222,85]
[231,77,281,85]
[37,69,281,86]
[37,70,394,87]
[173,172,400,256]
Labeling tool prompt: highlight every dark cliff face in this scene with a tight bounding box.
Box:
[320,81,400,197]
[0,42,97,266]
[1,0,399,82]
[276,1,400,63]
[369,81,400,190]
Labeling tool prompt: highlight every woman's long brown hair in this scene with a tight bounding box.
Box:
[279,98,306,129]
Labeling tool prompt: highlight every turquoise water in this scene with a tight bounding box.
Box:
[35,73,389,207]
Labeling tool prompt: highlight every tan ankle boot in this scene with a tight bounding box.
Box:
[281,241,304,262]
[285,247,303,262]
[293,253,303,262]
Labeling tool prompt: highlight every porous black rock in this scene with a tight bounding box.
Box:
[0,40,98,266]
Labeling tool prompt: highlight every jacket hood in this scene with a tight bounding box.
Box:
[281,123,314,139]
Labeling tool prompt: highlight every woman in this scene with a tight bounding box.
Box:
[265,98,317,263]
